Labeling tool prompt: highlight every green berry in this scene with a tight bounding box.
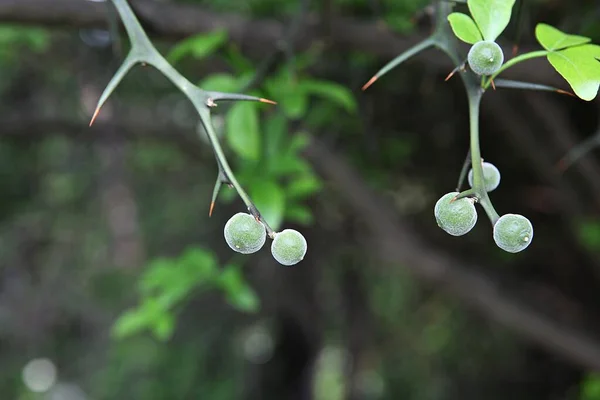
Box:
[224,212,266,254]
[493,214,533,253]
[434,192,478,236]
[468,162,501,192]
[271,229,307,266]
[468,41,504,76]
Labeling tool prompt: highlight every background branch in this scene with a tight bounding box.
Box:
[0,0,566,86]
[3,112,600,371]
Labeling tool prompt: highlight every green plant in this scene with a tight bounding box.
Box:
[493,214,533,253]
[224,212,267,254]
[363,0,600,252]
[91,0,345,265]
[112,247,260,341]
[467,161,501,193]
[434,192,478,236]
[271,229,308,266]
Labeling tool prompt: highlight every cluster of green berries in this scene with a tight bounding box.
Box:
[467,41,504,76]
[223,212,307,266]
[434,162,533,253]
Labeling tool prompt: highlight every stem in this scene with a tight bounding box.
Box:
[196,107,276,237]
[484,50,548,89]
[467,88,500,224]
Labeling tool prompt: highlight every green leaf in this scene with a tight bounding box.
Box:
[218,265,260,313]
[582,374,600,400]
[299,79,357,113]
[468,0,516,41]
[199,73,239,93]
[226,285,260,313]
[226,102,261,160]
[112,308,149,339]
[547,44,600,101]
[167,30,227,64]
[287,175,322,199]
[280,86,309,119]
[285,204,314,225]
[447,13,482,44]
[535,23,591,52]
[250,181,286,230]
[151,312,175,341]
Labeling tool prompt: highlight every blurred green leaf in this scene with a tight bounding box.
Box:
[468,0,516,41]
[447,13,482,44]
[225,285,260,313]
[225,44,255,73]
[226,102,261,160]
[280,85,309,119]
[218,265,260,313]
[287,175,322,199]
[535,23,591,51]
[285,204,314,225]
[152,313,175,342]
[167,30,227,64]
[299,79,357,113]
[582,374,600,400]
[577,221,600,251]
[199,73,239,92]
[250,181,286,230]
[112,308,150,339]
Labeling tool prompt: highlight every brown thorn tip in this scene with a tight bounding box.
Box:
[556,89,575,97]
[491,79,496,91]
[259,98,277,105]
[444,70,456,82]
[512,44,519,58]
[362,76,378,91]
[209,201,215,217]
[89,107,100,127]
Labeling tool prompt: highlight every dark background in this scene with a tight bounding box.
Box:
[0,0,600,399]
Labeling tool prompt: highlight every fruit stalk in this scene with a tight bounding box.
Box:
[467,87,500,223]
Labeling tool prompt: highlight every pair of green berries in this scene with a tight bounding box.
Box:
[434,162,533,253]
[223,212,308,266]
[467,41,504,76]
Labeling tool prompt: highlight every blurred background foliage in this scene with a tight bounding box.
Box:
[0,0,600,399]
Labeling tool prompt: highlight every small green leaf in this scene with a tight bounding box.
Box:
[582,374,600,400]
[250,181,286,230]
[199,73,239,93]
[226,102,261,160]
[287,175,322,199]
[226,285,260,313]
[447,13,482,44]
[218,264,260,313]
[535,24,591,52]
[280,86,309,119]
[152,312,175,341]
[285,204,314,225]
[112,308,149,339]
[547,44,600,101]
[299,79,357,113]
[468,0,516,41]
[167,30,227,64]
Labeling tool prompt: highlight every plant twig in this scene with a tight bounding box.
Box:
[93,0,276,235]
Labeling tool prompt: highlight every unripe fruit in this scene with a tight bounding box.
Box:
[434,192,478,236]
[224,212,266,254]
[271,229,307,266]
[468,162,501,192]
[493,214,533,253]
[467,41,504,76]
